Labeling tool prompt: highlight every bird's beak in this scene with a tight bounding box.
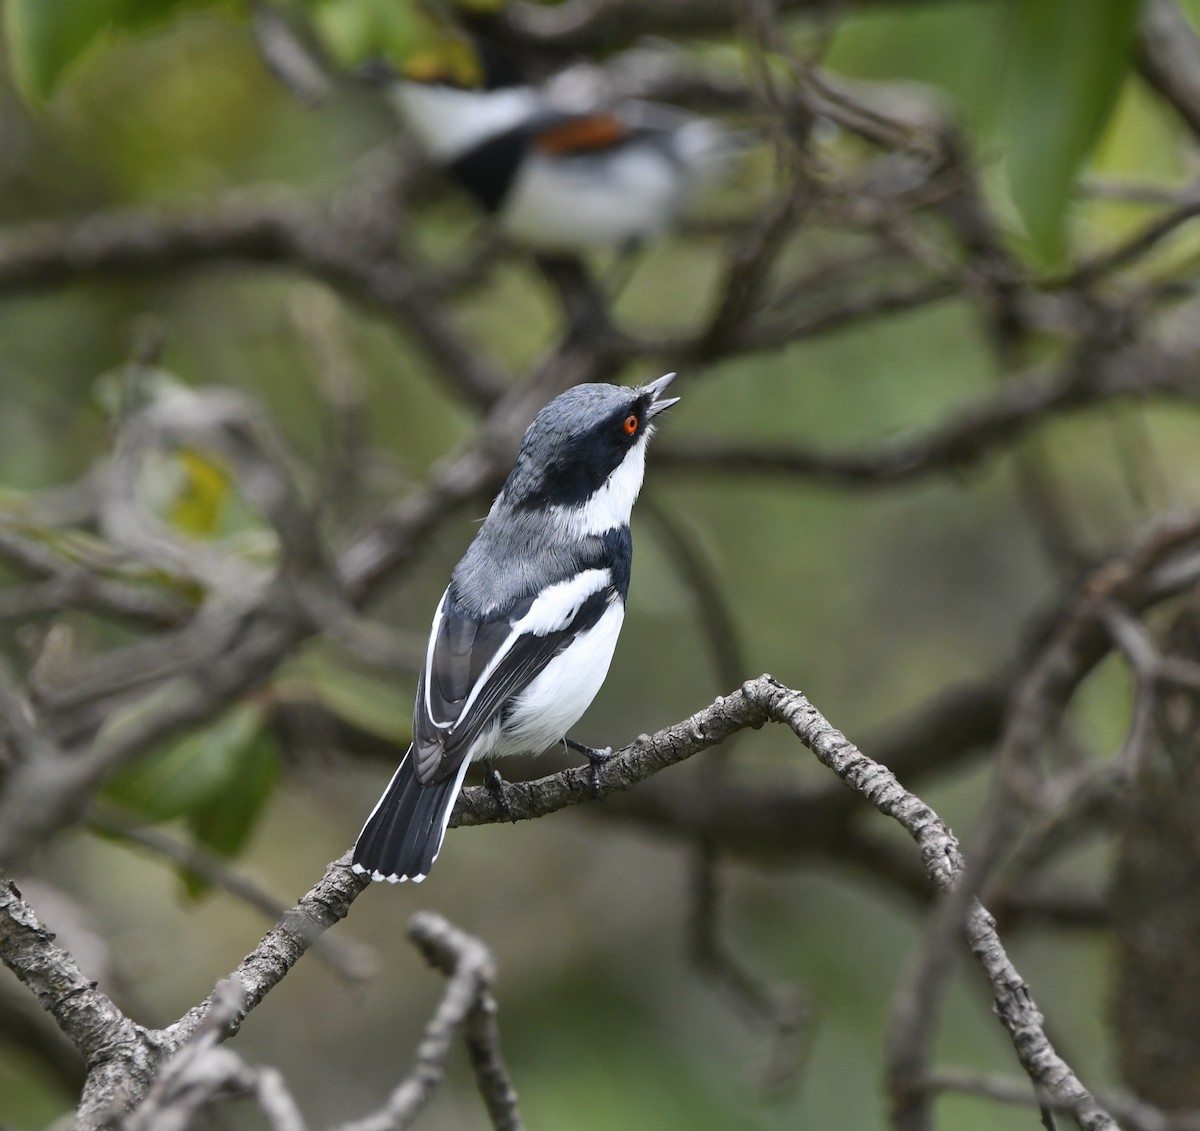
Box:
[644,372,680,418]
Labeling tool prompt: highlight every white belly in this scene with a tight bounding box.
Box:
[486,600,625,757]
[500,149,680,250]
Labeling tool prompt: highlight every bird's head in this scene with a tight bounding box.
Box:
[499,374,679,535]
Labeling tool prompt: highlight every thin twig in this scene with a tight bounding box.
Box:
[657,344,1200,488]
[687,844,813,1096]
[333,912,522,1131]
[4,673,1120,1126]
[89,809,377,983]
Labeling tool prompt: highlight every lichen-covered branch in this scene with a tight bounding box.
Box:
[2,675,1114,1127]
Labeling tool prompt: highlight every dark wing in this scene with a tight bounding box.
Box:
[449,112,635,213]
[411,585,612,784]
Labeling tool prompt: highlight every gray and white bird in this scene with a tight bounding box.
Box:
[389,57,736,253]
[352,373,679,882]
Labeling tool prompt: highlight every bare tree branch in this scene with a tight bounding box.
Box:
[0,355,595,868]
[250,0,331,107]
[0,877,160,1130]
[126,978,308,1131]
[3,674,1113,1126]
[926,1068,1200,1131]
[687,845,813,1096]
[165,855,370,1050]
[1139,0,1200,140]
[498,0,982,53]
[0,523,192,628]
[0,198,509,408]
[885,509,1200,1131]
[657,344,1200,488]
[89,809,377,984]
[6,11,1200,1128]
[334,913,522,1131]
[1067,191,1200,286]
[640,497,746,696]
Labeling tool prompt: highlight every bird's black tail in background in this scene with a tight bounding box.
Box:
[352,748,463,883]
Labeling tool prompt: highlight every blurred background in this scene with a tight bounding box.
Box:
[4,0,1200,1128]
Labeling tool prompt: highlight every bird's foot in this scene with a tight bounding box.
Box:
[563,737,613,799]
[482,758,516,824]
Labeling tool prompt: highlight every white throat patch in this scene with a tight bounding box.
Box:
[555,432,650,537]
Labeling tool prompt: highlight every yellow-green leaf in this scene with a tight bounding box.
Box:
[306,0,446,70]
[168,448,233,538]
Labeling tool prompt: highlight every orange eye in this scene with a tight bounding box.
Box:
[623,414,639,435]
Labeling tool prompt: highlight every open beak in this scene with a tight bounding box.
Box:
[644,372,680,418]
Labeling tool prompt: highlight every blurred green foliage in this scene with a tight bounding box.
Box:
[2,1,1197,1128]
[0,0,1155,261]
[3,0,239,105]
[308,0,445,70]
[1006,0,1142,263]
[102,700,281,896]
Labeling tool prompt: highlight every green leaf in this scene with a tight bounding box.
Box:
[182,729,280,898]
[306,0,444,70]
[3,0,238,105]
[112,0,223,32]
[4,0,116,105]
[104,701,267,822]
[276,659,412,742]
[1005,0,1142,264]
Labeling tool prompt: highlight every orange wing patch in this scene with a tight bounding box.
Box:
[534,115,630,156]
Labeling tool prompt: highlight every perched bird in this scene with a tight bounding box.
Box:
[353,373,680,882]
[388,47,736,253]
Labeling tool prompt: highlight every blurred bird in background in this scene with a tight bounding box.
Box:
[382,34,743,254]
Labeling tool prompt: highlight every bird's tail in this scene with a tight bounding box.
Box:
[352,748,469,883]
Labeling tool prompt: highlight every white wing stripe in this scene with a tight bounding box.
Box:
[449,568,612,734]
[513,568,611,635]
[423,587,452,729]
[450,629,522,734]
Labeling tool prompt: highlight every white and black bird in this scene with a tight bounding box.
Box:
[388,53,736,253]
[352,373,679,882]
